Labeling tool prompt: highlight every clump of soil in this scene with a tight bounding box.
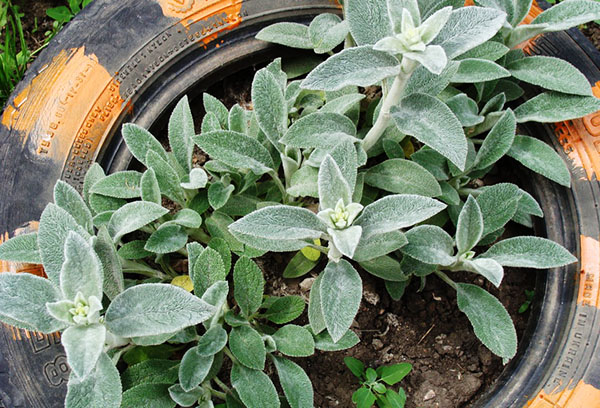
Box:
[582,22,600,51]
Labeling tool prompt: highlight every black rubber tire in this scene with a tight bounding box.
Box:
[0,1,599,407]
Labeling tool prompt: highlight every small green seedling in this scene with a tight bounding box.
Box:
[518,289,535,313]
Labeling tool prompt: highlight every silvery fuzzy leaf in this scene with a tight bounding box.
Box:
[410,147,450,181]
[507,135,571,187]
[438,181,460,206]
[89,194,125,215]
[120,359,179,390]
[387,0,421,31]
[355,194,447,239]
[456,283,517,360]
[179,348,214,392]
[0,232,41,264]
[93,226,123,300]
[308,274,326,334]
[272,325,315,357]
[89,171,142,199]
[54,180,93,233]
[201,111,222,133]
[272,356,314,408]
[480,92,507,116]
[39,203,90,284]
[231,364,280,408]
[118,240,152,260]
[391,93,467,170]
[193,131,275,175]
[252,68,287,151]
[507,56,592,97]
[515,92,600,124]
[140,169,161,204]
[456,40,509,61]
[228,104,247,134]
[168,384,207,407]
[187,241,204,280]
[386,279,409,300]
[60,231,103,300]
[401,225,456,265]
[201,281,229,313]
[208,182,235,210]
[193,247,227,297]
[283,252,319,279]
[445,94,484,127]
[301,46,402,91]
[0,272,64,333]
[65,352,122,408]
[400,254,437,277]
[320,259,362,342]
[512,189,543,227]
[346,0,392,45]
[319,155,353,210]
[462,257,504,287]
[403,61,459,97]
[431,7,506,59]
[451,58,510,83]
[196,326,228,357]
[264,295,305,324]
[131,332,176,346]
[267,58,289,90]
[365,158,441,197]
[145,150,186,204]
[353,230,408,262]
[206,212,244,252]
[229,206,326,250]
[120,383,173,408]
[287,165,319,198]
[105,283,216,337]
[144,224,188,254]
[164,209,202,229]
[359,255,409,282]
[256,22,312,49]
[168,96,195,173]
[531,0,600,31]
[63,324,106,380]
[456,196,484,254]
[327,226,362,259]
[311,327,360,351]
[230,325,267,370]
[180,168,208,190]
[419,6,454,44]
[474,109,516,170]
[203,93,229,129]
[121,123,168,167]
[405,45,448,76]
[476,183,521,236]
[320,93,365,116]
[480,236,577,268]
[281,112,357,149]
[233,256,264,318]
[309,15,349,55]
[107,201,168,243]
[83,163,105,208]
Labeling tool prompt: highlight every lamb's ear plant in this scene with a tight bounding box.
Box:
[0,0,598,406]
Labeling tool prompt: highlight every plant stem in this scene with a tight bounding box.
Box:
[223,346,239,365]
[207,385,227,401]
[188,228,211,244]
[435,270,458,290]
[213,376,232,394]
[269,171,289,204]
[362,58,417,152]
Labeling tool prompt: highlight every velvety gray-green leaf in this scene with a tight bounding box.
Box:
[144,224,188,254]
[168,95,195,172]
[365,159,441,197]
[359,255,408,282]
[141,168,161,204]
[515,92,600,123]
[481,236,577,268]
[288,166,319,198]
[231,364,280,408]
[208,182,235,210]
[273,325,315,357]
[353,230,408,262]
[193,247,227,297]
[445,94,484,127]
[179,347,214,392]
[531,0,600,32]
[60,231,103,300]
[264,295,305,324]
[252,68,287,149]
[90,171,142,199]
[256,22,312,49]
[463,257,504,287]
[308,274,326,334]
[145,150,185,204]
[272,356,314,408]
[309,14,349,54]
[196,326,228,357]
[54,180,93,232]
[63,324,106,379]
[83,163,105,208]
[0,232,40,264]
[122,123,168,167]
[230,325,266,370]
[203,93,229,129]
[233,256,264,317]
[346,0,391,45]
[474,109,516,170]
[402,225,456,265]
[281,112,357,149]
[456,196,484,254]
[121,383,174,408]
[312,327,360,351]
[108,201,168,243]
[93,226,124,300]
[452,58,510,83]
[65,352,122,408]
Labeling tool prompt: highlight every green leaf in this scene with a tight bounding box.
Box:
[144,225,188,254]
[281,112,357,149]
[456,283,517,359]
[359,255,408,282]
[230,325,266,370]
[89,194,126,215]
[181,168,209,190]
[54,180,93,232]
[105,283,216,337]
[452,58,510,83]
[60,231,103,300]
[118,240,152,260]
[355,194,446,239]
[93,226,124,300]
[145,150,185,204]
[378,363,412,385]
[352,387,377,408]
[318,154,353,210]
[264,295,305,324]
[365,159,441,197]
[402,225,456,266]
[233,256,264,317]
[312,327,360,351]
[353,230,408,262]
[121,360,179,390]
[207,238,232,274]
[206,212,244,252]
[344,356,365,378]
[320,260,362,342]
[252,68,287,150]
[283,251,319,278]
[301,46,401,91]
[456,196,484,254]
[531,0,600,31]
[65,353,122,408]
[140,168,161,204]
[108,201,168,243]
[272,356,314,408]
[309,14,349,54]
[456,41,509,61]
[507,56,592,97]
[256,22,312,49]
[0,272,64,333]
[432,7,506,59]
[121,383,174,408]
[391,93,467,170]
[231,364,280,408]
[346,0,391,45]
[168,384,206,407]
[208,182,235,210]
[403,62,460,97]
[63,324,106,379]
[169,96,195,172]
[321,94,365,117]
[83,163,106,207]
[179,347,214,392]
[194,130,275,175]
[474,109,516,170]
[476,183,521,236]
[203,93,229,129]
[308,274,326,334]
[196,326,228,357]
[481,236,577,268]
[515,92,600,123]
[193,247,227,297]
[507,135,571,187]
[287,165,319,198]
[445,94,484,128]
[272,324,315,357]
[385,279,409,301]
[0,232,41,263]
[463,257,504,287]
[122,123,168,167]
[89,171,142,199]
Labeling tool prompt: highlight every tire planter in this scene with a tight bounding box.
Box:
[0,1,599,407]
